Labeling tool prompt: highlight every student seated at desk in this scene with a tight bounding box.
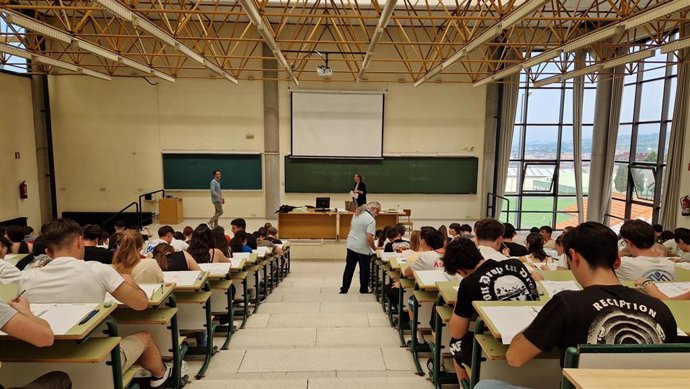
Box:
[113,230,164,284]
[443,238,539,383]
[519,233,554,269]
[182,226,193,244]
[0,236,22,284]
[231,218,257,250]
[384,228,410,253]
[6,225,32,255]
[403,228,445,325]
[664,228,690,262]
[539,226,556,250]
[82,224,113,264]
[265,227,283,245]
[475,219,509,262]
[500,223,528,257]
[230,231,252,254]
[1,298,73,389]
[256,227,283,255]
[19,219,176,387]
[143,226,189,255]
[152,243,201,272]
[616,220,676,282]
[505,222,677,371]
[212,226,231,257]
[186,224,229,264]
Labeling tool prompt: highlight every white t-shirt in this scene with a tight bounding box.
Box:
[615,256,676,282]
[346,211,376,255]
[478,245,509,262]
[0,260,22,284]
[20,257,124,303]
[555,253,569,269]
[409,250,444,272]
[663,240,690,262]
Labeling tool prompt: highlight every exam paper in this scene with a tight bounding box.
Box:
[382,252,400,262]
[0,303,99,336]
[164,271,203,286]
[655,282,690,298]
[481,306,542,344]
[198,263,232,276]
[415,270,451,286]
[255,247,268,257]
[104,284,161,304]
[232,253,250,260]
[540,281,581,298]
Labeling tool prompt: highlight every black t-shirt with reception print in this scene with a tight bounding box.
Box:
[454,258,539,319]
[522,285,678,365]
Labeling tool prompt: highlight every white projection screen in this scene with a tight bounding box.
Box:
[291,91,385,158]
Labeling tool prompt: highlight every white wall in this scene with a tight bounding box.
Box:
[0,72,42,226]
[48,76,487,222]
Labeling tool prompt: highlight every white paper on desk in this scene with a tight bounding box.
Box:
[164,271,202,286]
[0,303,99,336]
[655,282,690,298]
[255,247,268,257]
[415,270,451,285]
[104,284,161,304]
[676,262,690,269]
[540,281,581,297]
[198,263,231,276]
[232,253,250,259]
[481,306,542,345]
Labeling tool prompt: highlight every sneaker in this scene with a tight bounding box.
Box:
[150,364,173,388]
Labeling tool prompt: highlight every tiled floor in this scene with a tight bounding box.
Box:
[186,260,432,388]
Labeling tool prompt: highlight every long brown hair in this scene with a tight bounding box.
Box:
[152,243,175,271]
[113,229,144,274]
[409,230,421,251]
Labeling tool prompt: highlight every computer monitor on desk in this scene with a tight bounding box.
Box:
[315,197,330,210]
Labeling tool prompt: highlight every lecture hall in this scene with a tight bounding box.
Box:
[1,0,690,388]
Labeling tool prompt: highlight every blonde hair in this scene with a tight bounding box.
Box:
[113,229,144,274]
[409,230,421,251]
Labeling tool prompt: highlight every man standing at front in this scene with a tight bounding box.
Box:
[208,170,224,228]
[340,201,380,294]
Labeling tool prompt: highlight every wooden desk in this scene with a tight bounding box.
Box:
[159,198,184,224]
[473,300,545,341]
[278,210,400,240]
[563,368,690,389]
[437,281,459,305]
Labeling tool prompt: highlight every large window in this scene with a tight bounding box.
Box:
[503,59,594,230]
[0,18,28,74]
[607,45,678,227]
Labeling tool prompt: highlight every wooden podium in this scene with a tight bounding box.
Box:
[159,198,184,224]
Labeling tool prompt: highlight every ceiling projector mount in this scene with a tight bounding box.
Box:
[284,49,366,77]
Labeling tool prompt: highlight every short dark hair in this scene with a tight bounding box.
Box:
[213,169,221,175]
[474,219,504,241]
[459,224,472,233]
[620,219,655,249]
[674,228,690,245]
[267,227,278,236]
[443,238,483,275]
[6,225,26,242]
[114,220,126,229]
[31,235,47,256]
[183,226,193,236]
[82,224,103,241]
[529,227,540,234]
[231,218,247,230]
[658,230,674,243]
[449,223,461,234]
[652,223,663,233]
[563,222,618,270]
[257,227,268,238]
[0,235,11,253]
[24,226,34,235]
[158,225,174,238]
[540,226,553,235]
[173,231,185,241]
[502,223,517,239]
[42,219,83,251]
[420,228,444,250]
[386,228,400,240]
[394,223,406,236]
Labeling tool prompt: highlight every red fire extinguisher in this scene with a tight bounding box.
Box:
[682,196,690,216]
[19,181,28,199]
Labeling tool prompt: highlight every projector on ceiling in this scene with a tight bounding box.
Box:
[316,64,333,77]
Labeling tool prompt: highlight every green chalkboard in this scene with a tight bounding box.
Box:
[284,156,478,194]
[163,154,262,190]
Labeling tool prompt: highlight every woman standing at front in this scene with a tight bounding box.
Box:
[351,173,367,206]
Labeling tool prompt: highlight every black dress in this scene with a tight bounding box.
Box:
[352,182,367,206]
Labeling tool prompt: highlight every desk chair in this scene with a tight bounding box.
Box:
[562,343,690,389]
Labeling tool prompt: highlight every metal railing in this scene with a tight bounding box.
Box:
[101,201,140,230]
[486,193,510,223]
[138,189,165,229]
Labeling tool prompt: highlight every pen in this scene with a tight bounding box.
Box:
[197,272,204,280]
[78,309,100,325]
[11,290,26,302]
